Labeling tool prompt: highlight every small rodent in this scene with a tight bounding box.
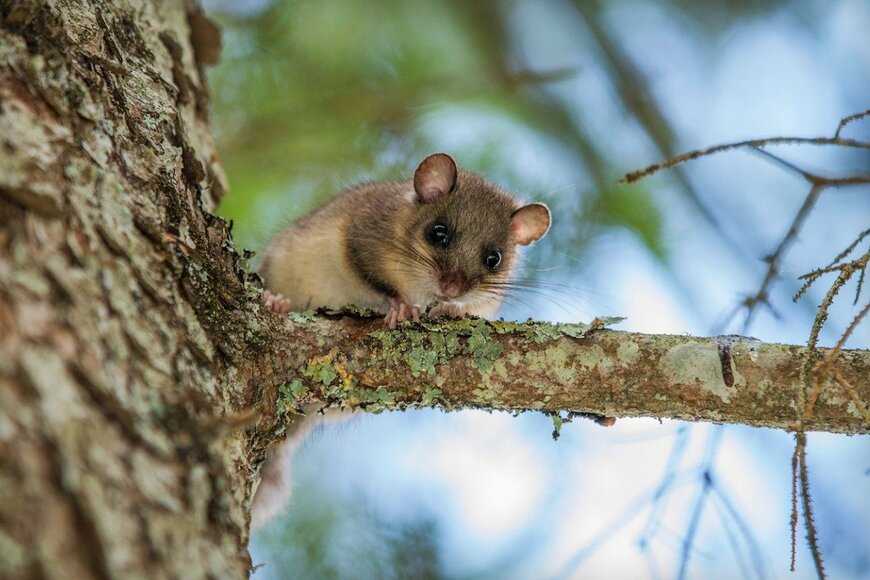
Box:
[259,153,551,326]
[250,154,551,529]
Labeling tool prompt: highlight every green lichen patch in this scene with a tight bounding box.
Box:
[491,319,568,343]
[304,360,337,387]
[521,343,578,387]
[663,341,734,403]
[467,320,504,372]
[560,316,625,339]
[617,341,640,364]
[277,379,309,411]
[369,318,504,376]
[407,345,440,377]
[471,385,499,402]
[302,348,359,401]
[421,387,445,406]
[549,412,564,440]
[345,386,397,412]
[365,315,623,385]
[287,310,317,324]
[324,304,381,318]
[558,323,591,339]
[588,316,627,330]
[490,316,624,343]
[576,344,606,371]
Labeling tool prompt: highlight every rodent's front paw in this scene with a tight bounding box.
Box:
[263,290,292,314]
[385,298,420,329]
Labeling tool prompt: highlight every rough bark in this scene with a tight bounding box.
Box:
[0,1,866,579]
[256,314,869,435]
[0,1,251,577]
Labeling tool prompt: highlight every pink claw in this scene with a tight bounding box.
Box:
[385,297,420,329]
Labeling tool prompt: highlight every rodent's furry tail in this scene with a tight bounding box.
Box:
[250,434,302,529]
[250,403,324,530]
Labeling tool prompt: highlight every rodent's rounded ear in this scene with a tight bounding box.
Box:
[510,203,551,245]
[413,153,458,203]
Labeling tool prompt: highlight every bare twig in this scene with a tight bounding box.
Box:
[790,443,799,572]
[716,117,870,332]
[826,228,870,268]
[676,428,723,580]
[625,114,869,335]
[799,265,850,418]
[621,110,869,578]
[751,147,870,187]
[797,250,869,420]
[621,136,870,184]
[724,184,825,333]
[830,368,870,424]
[637,426,691,550]
[796,433,826,579]
[794,245,869,305]
[834,108,870,139]
[712,484,767,580]
[573,0,745,254]
[677,472,713,580]
[821,299,870,365]
[790,244,868,580]
[806,301,870,423]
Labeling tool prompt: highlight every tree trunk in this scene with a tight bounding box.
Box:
[0,1,866,578]
[0,1,252,577]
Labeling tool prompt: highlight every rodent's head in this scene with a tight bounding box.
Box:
[397,153,551,310]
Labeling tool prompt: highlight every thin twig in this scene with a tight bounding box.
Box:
[712,486,767,580]
[712,496,755,580]
[830,369,870,424]
[827,228,870,268]
[823,299,870,363]
[737,184,825,333]
[834,108,870,139]
[621,136,870,184]
[794,246,869,305]
[790,440,799,573]
[801,257,869,419]
[677,475,712,580]
[676,428,723,580]
[799,265,849,401]
[856,268,867,306]
[574,0,744,253]
[791,244,867,578]
[797,433,826,579]
[805,300,870,421]
[751,147,870,187]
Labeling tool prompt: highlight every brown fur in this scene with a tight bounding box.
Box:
[260,165,540,316]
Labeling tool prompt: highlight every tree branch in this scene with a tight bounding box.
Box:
[249,311,870,438]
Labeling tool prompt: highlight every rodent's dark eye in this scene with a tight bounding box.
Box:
[484,249,502,271]
[427,222,451,247]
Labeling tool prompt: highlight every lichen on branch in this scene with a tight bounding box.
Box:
[252,309,870,437]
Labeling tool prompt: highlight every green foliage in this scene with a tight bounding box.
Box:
[589,183,666,259]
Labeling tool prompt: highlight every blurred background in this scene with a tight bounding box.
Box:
[202,0,870,577]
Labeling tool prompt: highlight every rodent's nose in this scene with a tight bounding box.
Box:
[438,271,470,299]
